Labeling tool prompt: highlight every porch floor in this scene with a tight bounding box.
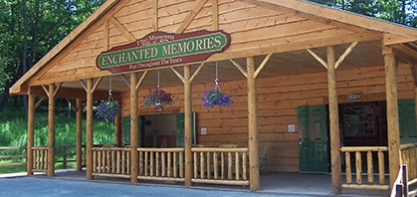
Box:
[27,170,390,197]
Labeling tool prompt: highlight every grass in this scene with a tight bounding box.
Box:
[0,99,115,174]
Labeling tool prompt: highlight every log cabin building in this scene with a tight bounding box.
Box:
[9,0,417,194]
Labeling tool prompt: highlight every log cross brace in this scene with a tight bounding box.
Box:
[171,63,205,84]
[41,82,63,98]
[230,53,272,79]
[307,42,358,70]
[80,77,103,94]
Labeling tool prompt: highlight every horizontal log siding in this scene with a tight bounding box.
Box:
[35,0,356,85]
[121,63,415,172]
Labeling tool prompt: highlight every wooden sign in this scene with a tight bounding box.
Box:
[96,30,231,73]
[348,91,363,102]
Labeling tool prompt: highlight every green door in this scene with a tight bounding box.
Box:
[398,99,417,144]
[298,105,329,173]
[122,115,144,147]
[176,113,196,148]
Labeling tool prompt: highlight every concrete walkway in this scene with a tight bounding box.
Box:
[0,170,390,197]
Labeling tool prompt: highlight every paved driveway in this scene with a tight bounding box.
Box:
[0,177,318,197]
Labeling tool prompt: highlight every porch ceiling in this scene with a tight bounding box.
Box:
[56,40,384,94]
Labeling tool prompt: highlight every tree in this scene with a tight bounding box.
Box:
[0,0,105,112]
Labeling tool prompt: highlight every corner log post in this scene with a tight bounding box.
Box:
[306,42,357,194]
[47,83,56,177]
[170,63,204,187]
[383,46,400,189]
[27,87,35,176]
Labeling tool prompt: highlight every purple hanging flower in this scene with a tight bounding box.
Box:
[201,87,233,109]
[141,87,173,108]
[95,100,122,122]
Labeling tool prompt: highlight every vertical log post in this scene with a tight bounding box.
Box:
[130,73,139,183]
[247,56,260,191]
[184,65,193,187]
[86,79,94,180]
[47,84,55,177]
[411,64,417,138]
[328,46,342,194]
[383,46,400,189]
[114,99,122,147]
[76,98,82,171]
[27,88,35,176]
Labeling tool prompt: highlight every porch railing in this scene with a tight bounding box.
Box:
[32,146,48,172]
[340,146,389,190]
[400,143,417,185]
[191,147,249,186]
[92,147,131,178]
[137,148,185,182]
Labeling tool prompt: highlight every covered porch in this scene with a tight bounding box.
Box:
[9,0,417,195]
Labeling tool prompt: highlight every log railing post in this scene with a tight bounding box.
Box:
[247,56,260,191]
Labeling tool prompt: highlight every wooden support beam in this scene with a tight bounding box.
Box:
[109,17,136,42]
[328,46,342,194]
[307,49,328,69]
[86,78,94,180]
[130,73,139,183]
[35,96,46,109]
[152,0,158,31]
[47,83,55,177]
[184,65,193,187]
[171,67,185,83]
[80,80,87,92]
[335,42,358,69]
[135,71,148,90]
[91,77,103,94]
[76,98,82,171]
[383,46,400,189]
[104,20,109,51]
[42,85,50,97]
[247,56,260,191]
[27,88,35,176]
[175,0,208,34]
[121,74,131,88]
[53,82,63,98]
[254,53,272,79]
[189,63,205,83]
[211,0,218,30]
[230,59,247,78]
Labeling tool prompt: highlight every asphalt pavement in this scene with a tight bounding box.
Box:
[0,177,320,197]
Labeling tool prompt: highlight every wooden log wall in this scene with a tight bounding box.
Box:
[120,63,416,173]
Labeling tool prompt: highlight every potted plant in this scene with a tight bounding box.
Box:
[201,86,233,109]
[95,100,122,122]
[141,87,173,108]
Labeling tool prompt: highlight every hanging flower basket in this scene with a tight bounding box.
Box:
[95,100,122,122]
[201,86,233,109]
[141,87,173,108]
